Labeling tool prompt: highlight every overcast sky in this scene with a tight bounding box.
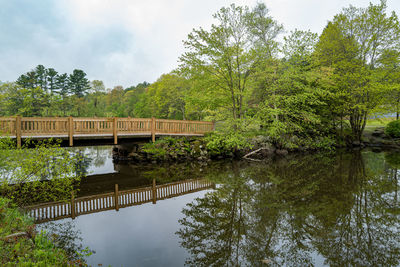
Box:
[1,0,399,88]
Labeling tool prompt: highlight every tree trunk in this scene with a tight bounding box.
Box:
[350,109,367,142]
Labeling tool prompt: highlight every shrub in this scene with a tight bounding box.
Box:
[385,120,400,138]
[0,138,83,206]
[205,132,253,156]
[141,143,167,160]
[0,197,72,266]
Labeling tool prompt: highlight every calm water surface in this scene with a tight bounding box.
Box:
[39,146,400,266]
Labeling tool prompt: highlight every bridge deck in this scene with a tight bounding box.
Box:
[0,117,214,147]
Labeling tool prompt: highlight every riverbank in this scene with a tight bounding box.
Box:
[112,135,330,163]
[0,197,90,266]
[112,129,400,163]
[361,127,400,149]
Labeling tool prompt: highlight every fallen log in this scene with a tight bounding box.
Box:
[3,232,29,242]
[243,147,269,161]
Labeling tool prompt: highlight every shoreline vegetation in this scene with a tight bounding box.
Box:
[112,123,400,163]
[0,197,92,266]
[0,139,91,266]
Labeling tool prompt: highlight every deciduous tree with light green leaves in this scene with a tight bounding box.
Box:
[256,29,335,149]
[316,0,400,141]
[179,3,282,122]
[377,49,400,119]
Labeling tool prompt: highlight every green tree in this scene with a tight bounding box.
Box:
[46,68,58,94]
[89,80,106,116]
[106,86,125,116]
[316,0,400,141]
[123,82,150,117]
[34,65,47,91]
[69,69,90,98]
[145,74,189,119]
[378,49,400,119]
[0,83,50,116]
[255,30,334,149]
[179,3,282,122]
[56,73,69,96]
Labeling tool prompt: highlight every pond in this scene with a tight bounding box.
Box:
[35,146,399,266]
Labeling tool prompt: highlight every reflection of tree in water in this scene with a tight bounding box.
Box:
[385,152,400,204]
[177,151,400,266]
[178,165,252,266]
[40,221,94,264]
[74,149,92,176]
[69,146,111,177]
[91,146,110,168]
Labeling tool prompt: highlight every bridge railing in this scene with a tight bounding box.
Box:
[24,178,214,223]
[155,119,214,135]
[117,118,152,135]
[21,117,69,137]
[0,116,215,147]
[0,117,16,136]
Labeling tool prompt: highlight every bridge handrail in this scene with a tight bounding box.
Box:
[0,116,215,147]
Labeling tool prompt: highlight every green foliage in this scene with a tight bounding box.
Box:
[205,132,252,156]
[0,138,83,206]
[0,197,65,265]
[315,0,400,141]
[254,30,336,150]
[142,143,167,160]
[384,151,400,168]
[385,120,400,137]
[179,3,283,121]
[69,69,90,97]
[0,197,91,266]
[142,137,192,160]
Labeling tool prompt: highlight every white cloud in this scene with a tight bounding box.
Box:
[54,0,257,87]
[1,0,400,88]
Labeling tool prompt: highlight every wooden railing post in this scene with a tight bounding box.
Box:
[113,117,118,145]
[213,121,216,131]
[68,116,74,146]
[71,191,76,219]
[115,184,119,211]
[151,117,156,142]
[16,115,21,148]
[152,179,157,204]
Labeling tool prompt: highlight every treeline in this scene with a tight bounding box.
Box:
[1,0,400,146]
[0,66,191,119]
[16,65,90,97]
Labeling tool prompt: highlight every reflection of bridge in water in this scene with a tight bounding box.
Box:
[25,179,214,224]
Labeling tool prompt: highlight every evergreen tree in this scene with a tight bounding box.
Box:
[55,73,69,96]
[69,69,90,97]
[46,68,58,94]
[34,65,47,91]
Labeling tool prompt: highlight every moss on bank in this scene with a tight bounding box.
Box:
[0,197,90,266]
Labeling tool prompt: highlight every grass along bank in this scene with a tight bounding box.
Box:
[0,197,91,266]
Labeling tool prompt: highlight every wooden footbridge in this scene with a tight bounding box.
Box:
[0,116,215,147]
[25,178,214,224]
